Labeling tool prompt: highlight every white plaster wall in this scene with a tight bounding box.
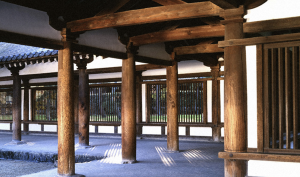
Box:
[29,124,41,131]
[97,126,114,134]
[0,1,61,40]
[0,123,10,130]
[190,127,212,136]
[44,125,57,132]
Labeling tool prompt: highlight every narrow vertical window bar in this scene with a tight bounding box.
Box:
[292,46,298,149]
[264,48,271,148]
[285,47,292,149]
[271,48,278,149]
[203,81,207,124]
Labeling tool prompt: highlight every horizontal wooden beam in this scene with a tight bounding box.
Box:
[219,151,300,163]
[67,2,221,33]
[86,64,167,74]
[72,43,127,59]
[130,25,225,46]
[174,44,224,55]
[244,16,300,34]
[0,30,63,49]
[72,43,172,65]
[219,33,300,47]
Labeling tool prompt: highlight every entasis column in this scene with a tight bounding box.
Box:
[121,43,138,163]
[166,53,179,152]
[221,6,248,177]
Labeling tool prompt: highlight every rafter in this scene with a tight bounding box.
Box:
[152,0,186,6]
[209,0,238,9]
[130,25,225,46]
[174,44,223,55]
[67,2,221,33]
[95,0,130,16]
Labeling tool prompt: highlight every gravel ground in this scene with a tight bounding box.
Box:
[0,159,56,177]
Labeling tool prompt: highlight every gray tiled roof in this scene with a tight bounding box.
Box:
[0,42,58,62]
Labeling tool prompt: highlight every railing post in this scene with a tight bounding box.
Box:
[23,79,30,134]
[211,64,221,142]
[136,71,143,135]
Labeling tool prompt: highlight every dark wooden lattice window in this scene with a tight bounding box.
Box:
[32,87,57,121]
[89,84,121,122]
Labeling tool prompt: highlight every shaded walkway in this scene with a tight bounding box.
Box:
[0,133,224,177]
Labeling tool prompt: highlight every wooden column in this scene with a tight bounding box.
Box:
[23,79,30,134]
[57,29,78,176]
[121,43,138,163]
[221,6,248,177]
[211,64,221,142]
[9,66,24,144]
[74,76,79,134]
[74,55,93,147]
[136,71,143,135]
[166,54,179,152]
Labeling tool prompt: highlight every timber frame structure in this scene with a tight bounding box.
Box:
[1,0,300,176]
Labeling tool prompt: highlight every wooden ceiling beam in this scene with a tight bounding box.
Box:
[152,0,186,6]
[67,2,221,33]
[130,25,225,46]
[174,44,223,55]
[209,0,238,9]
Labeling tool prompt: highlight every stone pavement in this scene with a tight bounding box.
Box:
[0,133,224,177]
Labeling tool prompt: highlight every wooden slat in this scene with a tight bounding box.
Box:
[174,44,224,55]
[263,48,270,148]
[278,48,285,149]
[67,2,221,32]
[285,47,292,149]
[292,46,298,149]
[256,44,264,153]
[219,151,300,162]
[271,48,278,149]
[203,81,208,124]
[219,33,300,47]
[130,25,225,46]
[244,16,300,34]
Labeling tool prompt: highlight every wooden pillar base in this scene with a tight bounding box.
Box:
[224,159,247,177]
[7,140,26,145]
[122,159,137,164]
